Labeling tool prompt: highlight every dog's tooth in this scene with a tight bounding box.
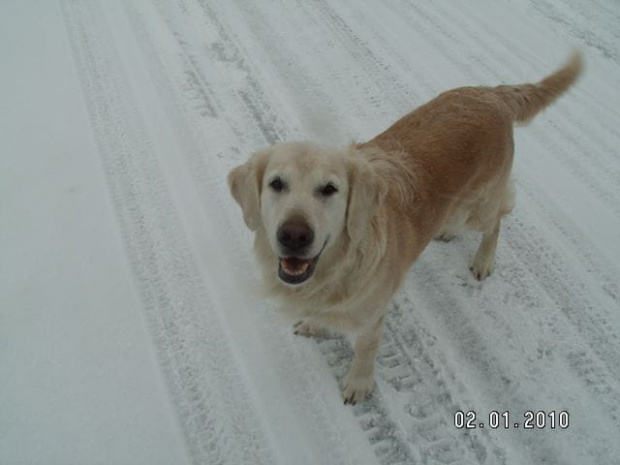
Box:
[281,258,310,276]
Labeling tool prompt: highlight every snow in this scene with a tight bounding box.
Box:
[1,0,619,464]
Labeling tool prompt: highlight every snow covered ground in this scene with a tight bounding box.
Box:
[2,0,619,464]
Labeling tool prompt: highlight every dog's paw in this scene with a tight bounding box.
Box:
[293,321,326,338]
[342,371,375,405]
[434,233,456,242]
[469,257,494,280]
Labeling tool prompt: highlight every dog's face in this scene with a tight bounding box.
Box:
[229,142,384,286]
[259,144,349,285]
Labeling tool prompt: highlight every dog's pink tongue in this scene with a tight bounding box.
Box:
[281,257,310,276]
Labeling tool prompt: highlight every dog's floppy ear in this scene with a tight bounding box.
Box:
[346,150,387,244]
[228,149,272,231]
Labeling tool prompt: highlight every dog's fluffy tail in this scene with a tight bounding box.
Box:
[495,51,583,124]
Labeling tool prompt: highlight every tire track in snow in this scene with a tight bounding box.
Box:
[305,0,426,115]
[378,316,504,465]
[396,225,619,465]
[301,0,444,108]
[190,0,287,146]
[384,299,507,465]
[122,0,250,230]
[313,305,508,465]
[528,0,619,61]
[515,173,620,304]
[315,336,418,465]
[228,0,390,142]
[148,0,289,148]
[115,2,386,464]
[504,215,620,400]
[61,2,277,463]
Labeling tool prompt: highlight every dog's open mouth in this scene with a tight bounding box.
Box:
[278,256,319,285]
[278,236,329,284]
[277,239,328,285]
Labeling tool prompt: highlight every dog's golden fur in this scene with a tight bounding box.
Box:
[228,52,583,403]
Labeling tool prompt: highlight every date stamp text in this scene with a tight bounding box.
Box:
[454,410,569,430]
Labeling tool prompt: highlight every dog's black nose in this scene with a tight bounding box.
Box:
[278,218,314,252]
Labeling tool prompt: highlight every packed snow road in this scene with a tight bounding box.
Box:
[2,0,619,464]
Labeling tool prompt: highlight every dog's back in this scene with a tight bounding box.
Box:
[359,51,583,277]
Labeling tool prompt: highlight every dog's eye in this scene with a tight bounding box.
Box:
[269,177,285,192]
[320,183,338,197]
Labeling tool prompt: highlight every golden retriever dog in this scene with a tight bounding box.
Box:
[228,52,582,404]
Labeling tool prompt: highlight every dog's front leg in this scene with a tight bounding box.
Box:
[343,316,385,404]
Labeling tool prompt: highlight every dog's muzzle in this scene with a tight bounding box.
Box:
[276,218,327,285]
[278,239,328,285]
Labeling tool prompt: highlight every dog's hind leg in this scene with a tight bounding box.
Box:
[343,316,385,404]
[469,178,515,280]
[470,221,501,280]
